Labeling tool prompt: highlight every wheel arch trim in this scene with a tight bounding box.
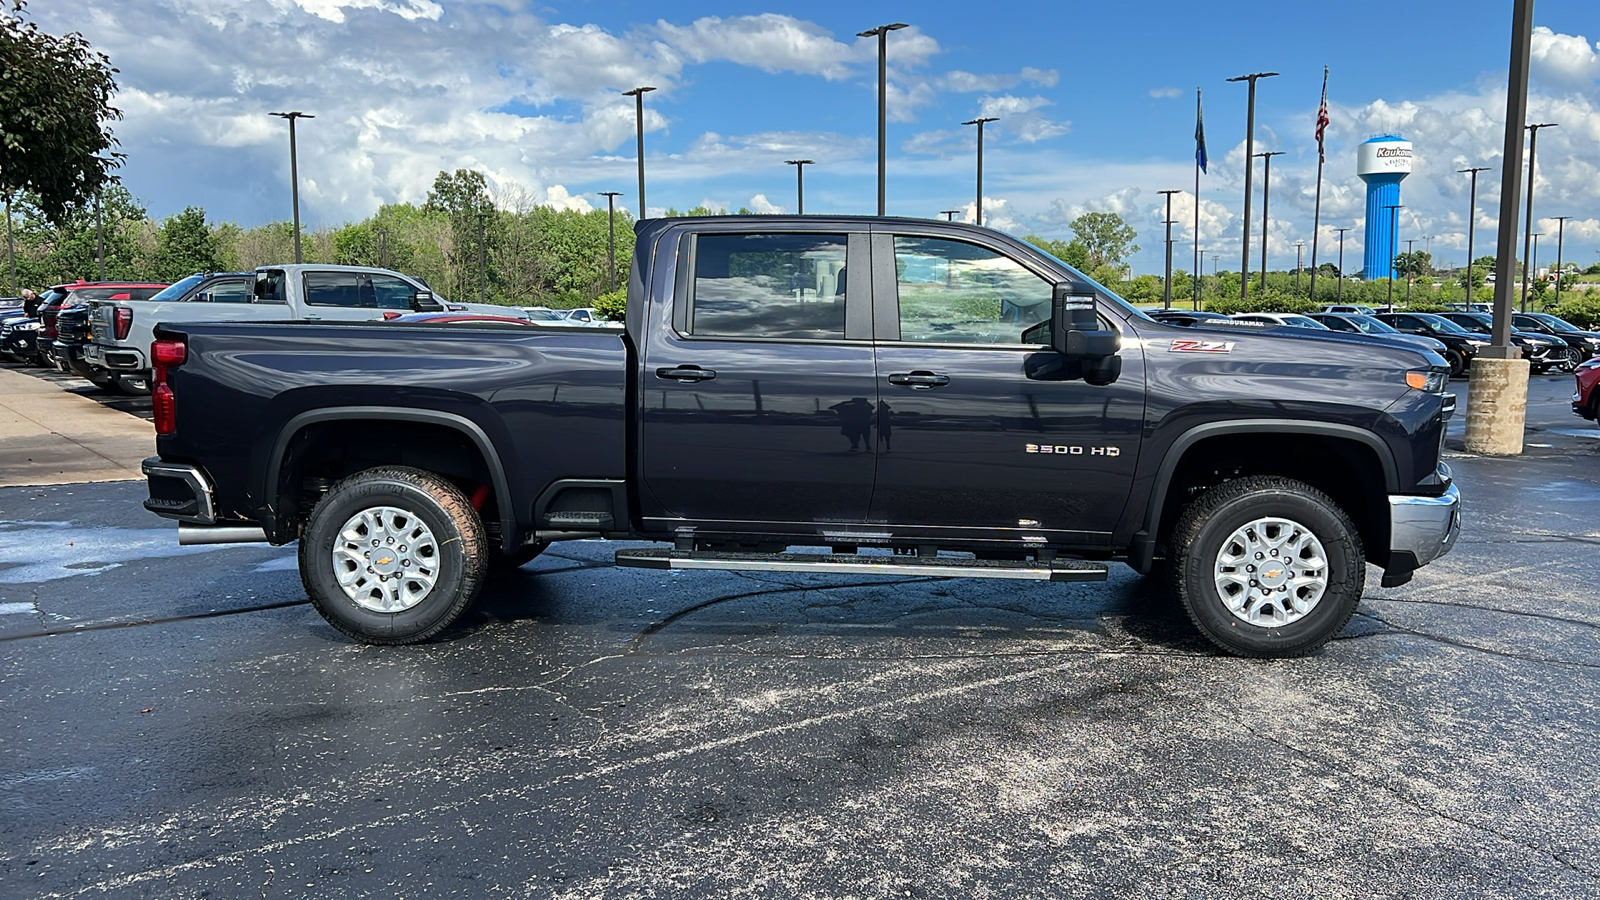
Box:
[1132,419,1399,570]
[266,406,519,554]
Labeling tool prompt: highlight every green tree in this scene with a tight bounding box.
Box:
[9,182,144,285]
[425,169,496,301]
[1023,234,1092,271]
[151,206,223,280]
[1068,212,1139,269]
[0,1,122,224]
[1393,251,1432,281]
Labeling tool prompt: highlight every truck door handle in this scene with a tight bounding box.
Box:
[655,365,717,383]
[888,371,950,389]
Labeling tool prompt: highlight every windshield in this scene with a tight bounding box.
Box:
[1346,315,1399,334]
[1524,312,1578,331]
[1278,314,1328,329]
[1416,313,1474,334]
[524,308,565,321]
[148,275,208,301]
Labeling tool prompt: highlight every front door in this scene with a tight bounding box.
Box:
[868,231,1145,540]
[639,230,878,526]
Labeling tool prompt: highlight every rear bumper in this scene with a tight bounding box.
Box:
[84,342,145,370]
[142,458,216,524]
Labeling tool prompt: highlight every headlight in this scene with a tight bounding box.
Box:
[16,321,41,331]
[1406,369,1451,393]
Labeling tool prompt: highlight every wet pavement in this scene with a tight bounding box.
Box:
[0,373,1597,898]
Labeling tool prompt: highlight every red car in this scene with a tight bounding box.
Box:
[1574,356,1600,423]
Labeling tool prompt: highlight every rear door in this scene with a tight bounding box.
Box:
[638,227,878,526]
[867,227,1145,540]
[278,270,419,321]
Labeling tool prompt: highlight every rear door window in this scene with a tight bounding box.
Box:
[303,272,369,308]
[688,233,849,340]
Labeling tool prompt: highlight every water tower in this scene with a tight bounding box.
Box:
[1357,135,1413,281]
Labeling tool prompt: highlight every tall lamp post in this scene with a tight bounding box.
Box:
[1227,71,1278,299]
[623,87,656,217]
[1254,150,1285,293]
[1459,166,1490,296]
[5,194,14,294]
[269,111,314,263]
[940,209,961,221]
[598,192,622,292]
[784,159,813,215]
[95,193,105,281]
[1386,205,1404,310]
[1294,240,1305,293]
[962,116,998,226]
[1158,189,1180,306]
[1404,238,1417,303]
[859,23,909,216]
[1520,122,1557,312]
[1334,227,1350,303]
[1552,215,1571,306]
[476,211,490,303]
[1529,232,1541,308]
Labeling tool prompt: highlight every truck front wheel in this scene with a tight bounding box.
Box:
[1169,476,1364,658]
[299,466,487,644]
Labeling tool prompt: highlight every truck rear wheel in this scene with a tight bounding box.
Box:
[1168,476,1364,658]
[299,466,487,644]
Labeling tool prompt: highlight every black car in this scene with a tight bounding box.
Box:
[1436,312,1570,373]
[1144,309,1234,327]
[1374,312,1494,378]
[0,310,39,363]
[1510,312,1600,369]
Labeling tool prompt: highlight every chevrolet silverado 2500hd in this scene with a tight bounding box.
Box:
[140,217,1460,657]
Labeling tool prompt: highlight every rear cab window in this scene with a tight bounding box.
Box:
[686,233,850,340]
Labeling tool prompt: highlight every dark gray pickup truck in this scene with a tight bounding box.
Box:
[141,216,1461,657]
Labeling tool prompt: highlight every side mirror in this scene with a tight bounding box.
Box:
[195,291,213,303]
[1023,281,1122,386]
[410,290,444,312]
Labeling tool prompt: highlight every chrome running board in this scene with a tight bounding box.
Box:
[613,549,1107,582]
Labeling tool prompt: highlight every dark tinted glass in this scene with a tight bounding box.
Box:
[691,233,848,339]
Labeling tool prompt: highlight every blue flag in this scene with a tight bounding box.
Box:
[1195,88,1208,173]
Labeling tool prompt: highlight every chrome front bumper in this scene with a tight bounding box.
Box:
[1389,483,1462,568]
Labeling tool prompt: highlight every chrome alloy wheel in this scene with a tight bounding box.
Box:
[1212,517,1329,627]
[332,506,441,612]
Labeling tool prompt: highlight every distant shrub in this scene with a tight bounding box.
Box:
[593,289,626,322]
[1205,289,1318,315]
[1553,293,1600,330]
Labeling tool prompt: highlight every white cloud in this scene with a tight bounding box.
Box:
[1149,87,1183,99]
[1530,26,1600,90]
[290,0,442,25]
[748,193,782,214]
[654,14,857,80]
[942,67,1059,93]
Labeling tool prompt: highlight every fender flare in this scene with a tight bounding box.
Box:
[1130,419,1399,571]
[266,406,520,554]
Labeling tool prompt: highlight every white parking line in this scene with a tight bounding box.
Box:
[0,602,36,615]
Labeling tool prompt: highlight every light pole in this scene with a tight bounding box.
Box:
[623,86,656,217]
[269,111,314,263]
[1227,71,1279,299]
[1404,238,1417,303]
[476,210,489,303]
[5,194,13,294]
[1254,150,1285,293]
[599,192,622,292]
[784,160,813,215]
[859,23,909,216]
[1294,240,1305,293]
[1521,122,1557,312]
[95,192,104,281]
[1335,227,1350,303]
[940,209,961,221]
[1553,215,1571,306]
[1459,166,1489,296]
[962,116,998,226]
[1158,189,1180,307]
[1530,232,1541,308]
[1386,205,1404,310]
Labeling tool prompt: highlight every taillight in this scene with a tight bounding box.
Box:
[151,339,187,435]
[114,307,133,340]
[42,314,57,339]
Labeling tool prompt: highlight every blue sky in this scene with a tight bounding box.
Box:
[35,0,1600,276]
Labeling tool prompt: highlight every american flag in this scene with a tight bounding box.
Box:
[1315,67,1330,163]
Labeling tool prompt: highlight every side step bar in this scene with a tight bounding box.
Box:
[614,549,1108,582]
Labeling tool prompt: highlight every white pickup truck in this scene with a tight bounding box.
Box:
[86,264,447,392]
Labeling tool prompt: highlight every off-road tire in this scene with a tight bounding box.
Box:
[1168,476,1364,658]
[299,466,487,644]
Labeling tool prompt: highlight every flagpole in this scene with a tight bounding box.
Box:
[1309,66,1329,304]
[1194,86,1203,310]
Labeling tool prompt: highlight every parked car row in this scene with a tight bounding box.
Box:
[1143,305,1600,380]
[3,266,613,396]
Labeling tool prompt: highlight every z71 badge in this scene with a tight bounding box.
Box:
[1169,338,1235,353]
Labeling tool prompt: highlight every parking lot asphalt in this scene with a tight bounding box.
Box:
[1,368,1598,898]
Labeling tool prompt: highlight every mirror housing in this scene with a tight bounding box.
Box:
[1045,280,1122,385]
[194,291,213,303]
[410,290,444,312]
